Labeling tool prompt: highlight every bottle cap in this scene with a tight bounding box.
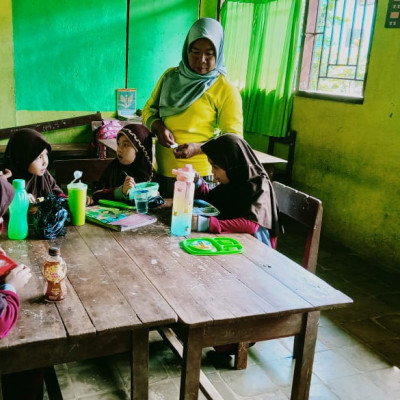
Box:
[49,247,60,256]
[172,164,195,182]
[12,179,26,190]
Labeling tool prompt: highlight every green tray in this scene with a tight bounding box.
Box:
[180,237,244,255]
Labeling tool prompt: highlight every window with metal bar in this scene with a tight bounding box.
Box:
[298,0,376,100]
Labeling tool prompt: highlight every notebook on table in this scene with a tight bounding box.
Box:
[85,206,156,231]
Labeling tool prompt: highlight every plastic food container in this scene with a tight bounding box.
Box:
[135,182,159,197]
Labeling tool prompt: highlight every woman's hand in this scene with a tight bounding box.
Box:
[174,143,202,159]
[152,120,176,148]
[5,264,32,292]
[123,176,136,196]
[28,193,36,204]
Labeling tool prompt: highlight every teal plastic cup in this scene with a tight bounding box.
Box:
[129,189,149,214]
[134,182,159,197]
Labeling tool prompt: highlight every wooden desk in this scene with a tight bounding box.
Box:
[1,208,352,400]
[0,224,176,400]
[106,208,353,400]
[97,139,287,166]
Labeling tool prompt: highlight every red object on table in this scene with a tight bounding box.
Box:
[0,253,18,277]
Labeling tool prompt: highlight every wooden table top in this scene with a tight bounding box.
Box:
[98,138,288,165]
[111,220,352,328]
[0,222,176,374]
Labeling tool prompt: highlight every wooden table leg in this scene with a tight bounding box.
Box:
[234,342,250,370]
[291,311,320,400]
[180,326,204,400]
[131,328,149,400]
[44,366,63,400]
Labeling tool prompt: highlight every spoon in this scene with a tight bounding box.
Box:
[69,170,83,185]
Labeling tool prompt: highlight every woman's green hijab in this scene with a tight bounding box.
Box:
[158,17,227,117]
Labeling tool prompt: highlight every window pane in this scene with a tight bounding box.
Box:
[299,0,376,98]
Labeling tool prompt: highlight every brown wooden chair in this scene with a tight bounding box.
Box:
[52,158,113,192]
[234,181,323,369]
[267,130,297,185]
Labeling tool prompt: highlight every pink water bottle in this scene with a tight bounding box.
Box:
[171,164,195,236]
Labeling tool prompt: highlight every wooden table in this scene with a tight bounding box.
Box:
[1,206,352,400]
[104,205,353,400]
[0,223,176,400]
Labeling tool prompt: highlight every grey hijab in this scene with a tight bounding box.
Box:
[157,18,227,117]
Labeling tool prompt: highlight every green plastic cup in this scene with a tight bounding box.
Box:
[67,182,87,226]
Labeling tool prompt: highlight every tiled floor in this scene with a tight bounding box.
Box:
[45,224,400,399]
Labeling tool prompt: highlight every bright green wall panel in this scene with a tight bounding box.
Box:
[12,0,126,111]
[128,0,198,109]
[0,0,16,127]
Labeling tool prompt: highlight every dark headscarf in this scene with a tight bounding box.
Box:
[3,129,63,198]
[0,179,15,218]
[98,124,154,189]
[201,134,280,236]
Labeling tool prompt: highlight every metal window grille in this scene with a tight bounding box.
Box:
[299,0,376,98]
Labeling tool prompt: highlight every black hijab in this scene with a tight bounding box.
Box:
[98,124,154,189]
[3,129,63,198]
[201,134,279,236]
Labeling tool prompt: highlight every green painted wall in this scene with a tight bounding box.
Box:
[128,0,198,109]
[13,0,126,111]
[290,2,400,270]
[200,0,217,18]
[0,0,16,128]
[0,0,197,143]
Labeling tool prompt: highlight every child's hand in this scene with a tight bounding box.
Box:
[0,168,12,180]
[5,264,32,292]
[122,176,136,195]
[28,193,36,204]
[86,196,94,206]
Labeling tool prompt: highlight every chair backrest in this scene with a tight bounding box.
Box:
[267,130,297,184]
[52,158,113,187]
[272,180,323,273]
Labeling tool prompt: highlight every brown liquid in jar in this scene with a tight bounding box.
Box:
[42,249,67,302]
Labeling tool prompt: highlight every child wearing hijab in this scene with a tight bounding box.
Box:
[192,134,280,247]
[0,176,44,400]
[3,128,64,203]
[143,17,243,197]
[92,124,154,202]
[0,168,32,333]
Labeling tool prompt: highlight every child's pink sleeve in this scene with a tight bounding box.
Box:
[208,217,259,235]
[0,290,20,339]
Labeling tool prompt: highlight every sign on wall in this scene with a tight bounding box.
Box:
[385,0,400,28]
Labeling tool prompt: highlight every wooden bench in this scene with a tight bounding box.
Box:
[0,112,102,162]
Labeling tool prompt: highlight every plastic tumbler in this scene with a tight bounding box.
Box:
[67,182,87,225]
[129,189,149,214]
